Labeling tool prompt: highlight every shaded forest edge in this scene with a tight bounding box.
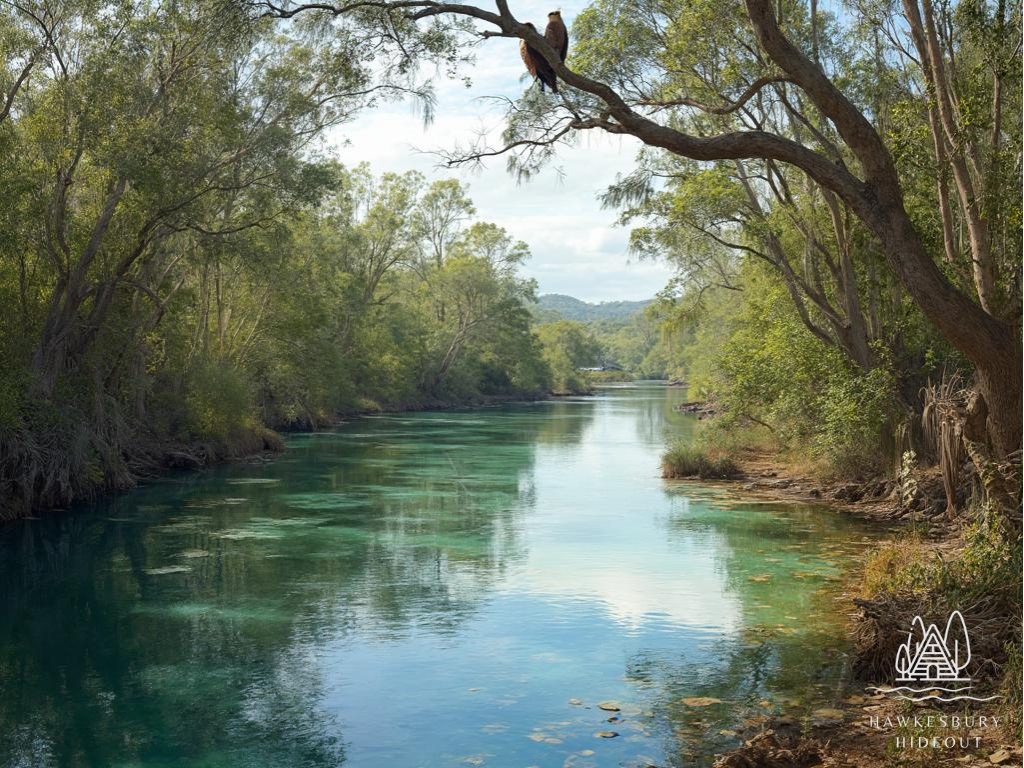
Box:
[0,157,588,521]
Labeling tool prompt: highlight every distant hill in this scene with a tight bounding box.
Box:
[533,294,651,323]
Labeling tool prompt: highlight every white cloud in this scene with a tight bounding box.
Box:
[325,6,674,303]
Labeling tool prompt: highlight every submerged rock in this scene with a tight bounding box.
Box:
[144,566,190,575]
[681,697,722,707]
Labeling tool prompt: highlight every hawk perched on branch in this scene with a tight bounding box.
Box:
[519,21,558,93]
[545,11,569,63]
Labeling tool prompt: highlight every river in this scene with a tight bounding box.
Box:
[0,383,879,768]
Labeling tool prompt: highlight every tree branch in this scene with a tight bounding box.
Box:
[635,75,792,115]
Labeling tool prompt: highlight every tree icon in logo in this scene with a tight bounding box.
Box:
[895,611,971,682]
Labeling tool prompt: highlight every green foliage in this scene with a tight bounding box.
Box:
[528,295,682,380]
[863,519,1022,606]
[659,264,904,477]
[812,363,899,476]
[184,363,255,444]
[535,320,602,394]
[0,0,550,514]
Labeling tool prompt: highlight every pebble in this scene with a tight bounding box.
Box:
[597,701,621,712]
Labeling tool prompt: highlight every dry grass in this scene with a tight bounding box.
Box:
[860,536,937,598]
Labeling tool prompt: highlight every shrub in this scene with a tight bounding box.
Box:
[661,445,740,479]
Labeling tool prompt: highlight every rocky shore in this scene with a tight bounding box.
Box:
[693,450,1022,768]
[725,448,961,533]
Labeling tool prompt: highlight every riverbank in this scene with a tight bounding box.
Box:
[686,449,1023,768]
[730,447,941,526]
[665,441,956,529]
[1,391,550,523]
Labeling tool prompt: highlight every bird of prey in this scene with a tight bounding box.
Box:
[545,10,569,63]
[520,22,558,93]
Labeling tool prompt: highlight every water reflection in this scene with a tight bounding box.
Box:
[0,387,875,768]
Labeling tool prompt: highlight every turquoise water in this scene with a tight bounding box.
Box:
[0,384,878,767]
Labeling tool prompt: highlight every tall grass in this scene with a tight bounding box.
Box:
[661,445,740,479]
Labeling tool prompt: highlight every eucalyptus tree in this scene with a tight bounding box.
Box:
[260,0,1021,464]
[0,0,422,511]
[413,178,476,269]
[611,156,894,376]
[535,320,603,394]
[2,1,371,393]
[422,221,534,388]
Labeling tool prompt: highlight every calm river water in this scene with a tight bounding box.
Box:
[0,384,879,768]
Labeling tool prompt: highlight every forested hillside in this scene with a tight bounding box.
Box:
[533,294,650,322]
[530,295,670,384]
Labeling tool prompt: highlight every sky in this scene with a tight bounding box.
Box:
[326,1,675,303]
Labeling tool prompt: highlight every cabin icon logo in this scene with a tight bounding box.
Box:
[895,611,970,682]
[867,610,1001,702]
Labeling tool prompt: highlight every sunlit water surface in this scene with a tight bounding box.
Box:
[0,384,879,767]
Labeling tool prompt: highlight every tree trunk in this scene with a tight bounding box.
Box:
[741,0,1021,456]
[975,347,1023,460]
